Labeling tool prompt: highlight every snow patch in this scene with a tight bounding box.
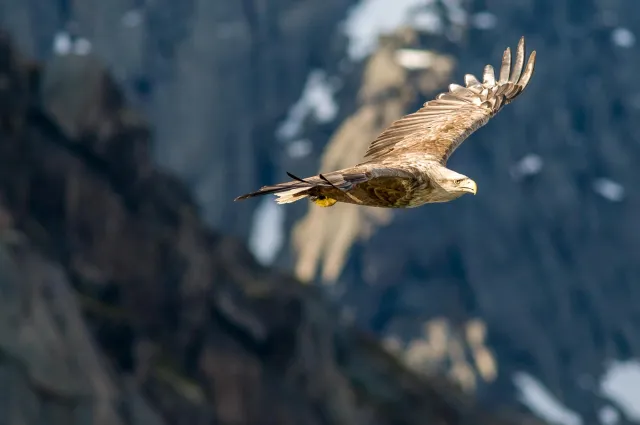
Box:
[73,38,92,55]
[592,178,625,202]
[441,0,467,26]
[121,9,143,28]
[599,360,640,421]
[286,139,313,159]
[470,11,498,30]
[394,48,436,70]
[276,70,338,141]
[343,0,481,59]
[248,198,285,266]
[598,406,620,425]
[411,8,444,34]
[611,27,635,48]
[53,32,92,56]
[53,31,72,55]
[510,153,544,180]
[342,0,435,60]
[512,372,583,425]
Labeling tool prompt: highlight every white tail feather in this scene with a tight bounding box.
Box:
[274,187,310,204]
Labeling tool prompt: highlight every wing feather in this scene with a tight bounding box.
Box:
[483,64,496,86]
[361,36,536,164]
[499,48,511,83]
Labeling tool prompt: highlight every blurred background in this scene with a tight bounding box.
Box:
[0,0,639,424]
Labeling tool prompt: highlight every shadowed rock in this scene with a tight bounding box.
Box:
[0,32,545,425]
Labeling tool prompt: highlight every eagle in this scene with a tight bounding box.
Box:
[235,37,536,209]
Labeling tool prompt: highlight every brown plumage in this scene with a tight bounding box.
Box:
[235,37,536,209]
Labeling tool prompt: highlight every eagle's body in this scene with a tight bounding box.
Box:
[235,37,536,209]
[278,158,467,208]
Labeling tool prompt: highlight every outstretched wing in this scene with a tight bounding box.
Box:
[361,36,536,165]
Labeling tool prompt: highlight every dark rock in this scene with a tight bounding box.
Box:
[0,32,543,425]
[289,0,640,419]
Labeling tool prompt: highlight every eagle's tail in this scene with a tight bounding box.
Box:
[234,171,367,207]
[234,172,327,206]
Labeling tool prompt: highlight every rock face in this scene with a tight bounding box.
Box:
[288,0,640,420]
[0,32,544,425]
[4,0,640,422]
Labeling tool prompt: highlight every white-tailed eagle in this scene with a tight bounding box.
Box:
[236,37,536,208]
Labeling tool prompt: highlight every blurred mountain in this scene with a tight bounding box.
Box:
[286,1,640,423]
[276,0,640,424]
[0,0,357,237]
[0,30,549,425]
[2,0,640,424]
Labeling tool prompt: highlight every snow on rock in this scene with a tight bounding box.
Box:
[276,70,338,141]
[599,360,640,421]
[248,197,285,266]
[53,31,72,55]
[441,0,467,27]
[512,372,583,425]
[470,11,498,30]
[592,178,625,202]
[121,9,143,28]
[598,406,620,425]
[53,32,93,56]
[342,0,435,60]
[510,153,544,180]
[394,48,437,70]
[73,38,92,56]
[286,139,313,159]
[342,0,488,60]
[411,8,444,34]
[611,27,636,48]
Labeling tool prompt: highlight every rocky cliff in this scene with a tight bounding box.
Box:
[286,0,640,421]
[0,31,545,425]
[2,0,640,423]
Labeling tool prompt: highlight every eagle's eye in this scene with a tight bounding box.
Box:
[317,195,327,200]
[454,179,464,184]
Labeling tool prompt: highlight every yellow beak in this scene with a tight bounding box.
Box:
[462,180,477,195]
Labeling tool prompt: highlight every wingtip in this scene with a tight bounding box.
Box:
[234,192,256,201]
[483,64,496,85]
[499,46,512,83]
[526,50,537,71]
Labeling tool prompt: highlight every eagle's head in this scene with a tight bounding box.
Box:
[437,169,477,198]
